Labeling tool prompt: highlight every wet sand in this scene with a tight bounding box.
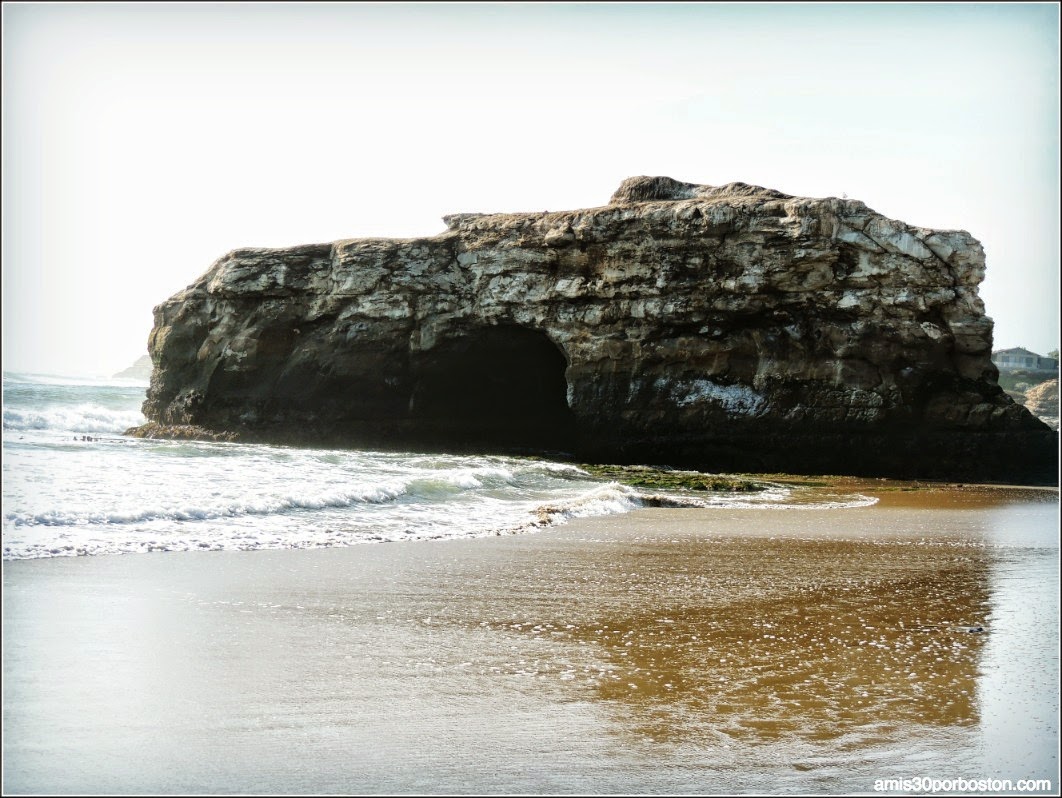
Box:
[3,483,1059,794]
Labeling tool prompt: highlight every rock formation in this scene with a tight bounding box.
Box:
[133,176,1057,483]
[1024,379,1059,430]
[113,354,153,381]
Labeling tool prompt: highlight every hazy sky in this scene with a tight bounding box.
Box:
[3,2,1059,377]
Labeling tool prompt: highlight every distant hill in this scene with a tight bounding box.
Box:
[113,354,152,380]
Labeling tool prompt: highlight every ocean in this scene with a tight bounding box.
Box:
[1,371,874,562]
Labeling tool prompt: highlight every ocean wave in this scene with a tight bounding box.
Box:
[632,485,879,510]
[4,464,583,531]
[531,483,643,526]
[528,482,878,522]
[0,479,883,561]
[3,403,146,434]
[695,494,879,510]
[2,483,645,560]
[3,478,417,528]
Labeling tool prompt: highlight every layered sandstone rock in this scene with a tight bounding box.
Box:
[1025,379,1059,429]
[134,176,1057,483]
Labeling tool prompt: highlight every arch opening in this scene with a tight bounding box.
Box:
[409,325,576,453]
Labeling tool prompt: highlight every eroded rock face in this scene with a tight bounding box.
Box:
[1025,379,1059,430]
[137,177,1058,483]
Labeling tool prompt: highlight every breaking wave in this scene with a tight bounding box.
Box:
[3,404,146,434]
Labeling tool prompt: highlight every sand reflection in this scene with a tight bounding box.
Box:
[487,531,991,747]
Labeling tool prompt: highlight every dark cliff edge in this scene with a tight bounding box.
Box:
[130,176,1059,485]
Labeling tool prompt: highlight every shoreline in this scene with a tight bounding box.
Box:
[3,473,1056,563]
[3,485,1059,794]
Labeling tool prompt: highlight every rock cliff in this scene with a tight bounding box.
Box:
[135,176,1057,483]
[1024,378,1059,430]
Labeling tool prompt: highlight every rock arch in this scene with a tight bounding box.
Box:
[408,325,576,453]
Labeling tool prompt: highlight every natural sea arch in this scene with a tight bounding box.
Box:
[408,325,576,453]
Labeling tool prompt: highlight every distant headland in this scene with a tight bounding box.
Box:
[113,354,152,381]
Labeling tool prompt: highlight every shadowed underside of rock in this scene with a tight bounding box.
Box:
[134,176,1058,483]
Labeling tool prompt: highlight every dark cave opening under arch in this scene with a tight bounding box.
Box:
[409,325,576,453]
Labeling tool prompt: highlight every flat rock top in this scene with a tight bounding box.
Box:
[608,175,793,204]
[441,176,854,233]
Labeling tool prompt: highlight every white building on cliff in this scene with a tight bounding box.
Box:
[991,347,1059,372]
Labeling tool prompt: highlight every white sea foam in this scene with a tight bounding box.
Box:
[663,492,879,510]
[3,479,410,528]
[637,484,879,510]
[3,403,146,434]
[533,483,644,526]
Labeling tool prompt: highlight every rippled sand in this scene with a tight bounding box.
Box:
[3,482,1058,794]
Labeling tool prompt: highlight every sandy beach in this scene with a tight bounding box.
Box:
[3,482,1059,795]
